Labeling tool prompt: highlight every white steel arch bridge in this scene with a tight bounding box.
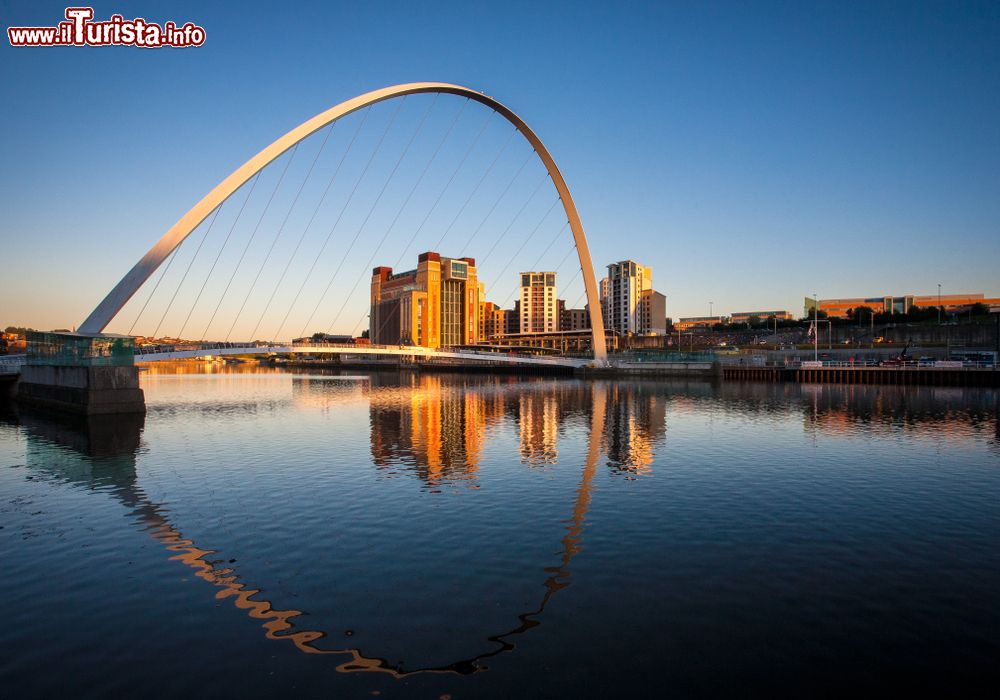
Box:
[79,83,609,365]
[133,341,590,368]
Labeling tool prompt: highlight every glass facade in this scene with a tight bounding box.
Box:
[26,331,135,367]
[441,279,464,347]
[416,298,423,346]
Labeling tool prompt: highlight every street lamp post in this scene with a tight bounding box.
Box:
[813,293,819,362]
[938,283,941,324]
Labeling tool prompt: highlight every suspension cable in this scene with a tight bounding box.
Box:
[464,150,535,253]
[389,98,472,268]
[494,220,570,310]
[483,204,563,302]
[497,213,576,304]
[177,172,261,340]
[128,245,178,336]
[362,104,491,342]
[351,98,469,337]
[225,124,334,342]
[569,284,588,310]
[321,96,443,335]
[432,125,517,251]
[478,171,549,269]
[150,204,224,339]
[272,100,404,341]
[250,112,368,342]
[199,143,299,341]
[525,213,571,273]
[299,95,412,335]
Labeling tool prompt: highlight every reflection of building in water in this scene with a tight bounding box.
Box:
[369,375,506,485]
[802,384,1000,446]
[602,382,667,477]
[2,379,610,678]
[291,376,370,411]
[517,390,560,466]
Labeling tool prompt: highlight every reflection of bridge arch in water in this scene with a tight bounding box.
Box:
[78,83,608,362]
[11,384,608,677]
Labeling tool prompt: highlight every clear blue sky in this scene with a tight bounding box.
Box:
[2,0,998,336]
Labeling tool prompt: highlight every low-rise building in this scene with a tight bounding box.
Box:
[478,301,507,342]
[806,293,1000,319]
[730,310,793,324]
[561,307,590,331]
[675,316,726,330]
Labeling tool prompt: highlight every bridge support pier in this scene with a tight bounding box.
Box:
[15,332,145,415]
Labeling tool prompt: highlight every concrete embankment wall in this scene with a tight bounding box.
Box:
[577,362,722,378]
[16,365,146,414]
[278,357,576,376]
[724,365,999,387]
[0,375,17,400]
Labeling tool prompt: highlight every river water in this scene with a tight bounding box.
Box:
[1,365,998,697]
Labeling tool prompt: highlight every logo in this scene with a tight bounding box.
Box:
[7,7,206,48]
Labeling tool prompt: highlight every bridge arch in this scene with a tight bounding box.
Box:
[78,82,608,361]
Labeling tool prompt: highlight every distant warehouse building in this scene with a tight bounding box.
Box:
[729,310,793,324]
[806,293,1000,319]
[675,316,726,330]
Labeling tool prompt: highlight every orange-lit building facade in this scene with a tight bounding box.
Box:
[369,374,504,485]
[806,293,1000,318]
[674,316,726,330]
[371,252,480,348]
[478,300,507,342]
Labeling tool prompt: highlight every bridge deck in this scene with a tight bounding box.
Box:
[134,344,591,368]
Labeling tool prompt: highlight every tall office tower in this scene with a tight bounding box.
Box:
[604,260,666,335]
[518,271,558,333]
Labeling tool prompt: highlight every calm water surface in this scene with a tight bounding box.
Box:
[1,366,998,698]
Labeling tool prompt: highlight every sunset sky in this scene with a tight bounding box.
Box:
[2,0,998,336]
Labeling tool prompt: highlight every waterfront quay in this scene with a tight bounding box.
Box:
[723,363,999,387]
